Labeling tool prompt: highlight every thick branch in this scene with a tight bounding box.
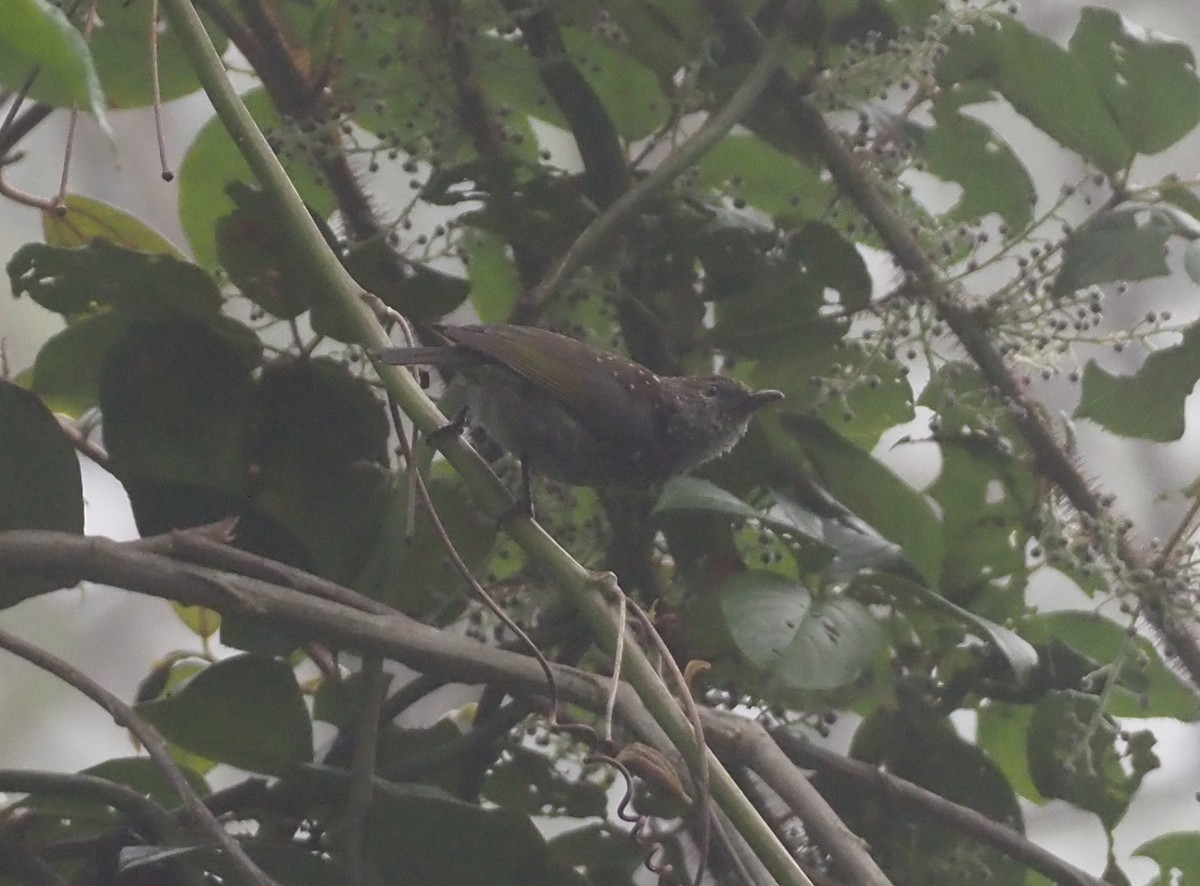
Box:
[704,713,892,886]
[769,727,1109,886]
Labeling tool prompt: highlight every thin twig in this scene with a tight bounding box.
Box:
[149,0,174,181]
[526,15,797,308]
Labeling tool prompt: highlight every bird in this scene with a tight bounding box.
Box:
[374,323,783,489]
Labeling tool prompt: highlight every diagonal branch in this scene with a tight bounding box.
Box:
[702,0,1200,690]
[769,725,1108,886]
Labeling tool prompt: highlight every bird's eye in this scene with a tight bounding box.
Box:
[702,382,720,398]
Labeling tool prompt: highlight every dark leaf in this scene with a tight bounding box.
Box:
[1076,318,1200,442]
[719,570,882,691]
[1027,689,1147,828]
[8,239,223,320]
[136,653,312,775]
[0,380,83,607]
[937,15,1130,172]
[1069,7,1200,156]
[1053,207,1184,297]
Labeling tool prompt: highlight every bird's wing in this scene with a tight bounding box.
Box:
[442,325,664,448]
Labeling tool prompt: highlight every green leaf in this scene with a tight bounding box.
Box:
[465,231,522,324]
[29,310,126,416]
[1053,207,1183,297]
[136,654,312,775]
[76,0,228,108]
[1069,7,1200,156]
[928,434,1037,618]
[363,780,588,886]
[0,379,84,607]
[484,745,608,819]
[695,134,831,220]
[340,237,469,325]
[245,357,393,590]
[0,0,111,136]
[560,26,669,141]
[977,702,1045,803]
[839,708,1025,884]
[215,182,320,320]
[908,583,1038,684]
[653,475,763,521]
[1030,611,1200,720]
[83,757,210,809]
[921,105,1035,231]
[710,239,847,361]
[1075,318,1200,442]
[547,823,643,885]
[99,318,261,534]
[769,413,943,582]
[45,195,186,257]
[0,382,75,514]
[1027,689,1149,828]
[937,15,1130,172]
[719,570,882,691]
[8,240,223,320]
[178,89,335,270]
[1134,831,1200,884]
[752,341,914,450]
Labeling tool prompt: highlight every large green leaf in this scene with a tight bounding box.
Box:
[1134,832,1200,885]
[137,654,312,775]
[45,195,186,257]
[1069,7,1200,156]
[0,0,110,134]
[178,89,335,270]
[75,0,227,108]
[1076,318,1200,442]
[1053,207,1185,297]
[1029,612,1200,721]
[1027,689,1156,829]
[920,105,1035,231]
[977,702,1044,804]
[8,240,223,320]
[695,134,832,221]
[830,707,1025,884]
[719,570,881,692]
[560,26,669,142]
[29,309,128,416]
[769,413,943,582]
[363,780,588,886]
[928,434,1037,619]
[99,318,261,534]
[937,15,1130,172]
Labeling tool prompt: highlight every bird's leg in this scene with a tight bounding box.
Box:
[495,454,536,526]
[426,406,469,443]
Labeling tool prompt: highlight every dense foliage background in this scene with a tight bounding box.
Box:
[3,0,1200,884]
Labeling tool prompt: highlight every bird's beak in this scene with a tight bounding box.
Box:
[747,389,785,411]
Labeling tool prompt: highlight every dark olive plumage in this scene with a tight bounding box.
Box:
[375,324,783,486]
